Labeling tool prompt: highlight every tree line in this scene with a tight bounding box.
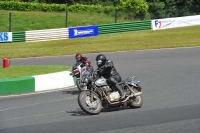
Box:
[18,0,200,6]
[0,0,199,19]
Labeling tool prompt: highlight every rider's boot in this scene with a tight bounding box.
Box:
[116,84,126,100]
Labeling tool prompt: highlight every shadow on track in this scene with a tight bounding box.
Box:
[67,107,131,116]
[101,106,131,113]
[62,90,80,95]
[66,108,89,116]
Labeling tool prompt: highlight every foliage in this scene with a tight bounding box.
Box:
[146,0,200,19]
[148,1,165,19]
[0,0,199,24]
[117,0,149,19]
[0,1,66,11]
[0,1,148,19]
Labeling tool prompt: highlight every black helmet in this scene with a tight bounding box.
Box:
[96,54,106,66]
[75,53,82,61]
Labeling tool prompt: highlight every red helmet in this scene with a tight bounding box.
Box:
[75,53,82,61]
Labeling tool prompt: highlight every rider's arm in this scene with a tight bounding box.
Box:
[72,64,77,70]
[104,60,113,69]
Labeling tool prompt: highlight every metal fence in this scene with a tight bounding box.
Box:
[0,5,199,32]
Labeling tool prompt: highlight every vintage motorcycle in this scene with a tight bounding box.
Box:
[77,70,143,115]
[70,63,94,91]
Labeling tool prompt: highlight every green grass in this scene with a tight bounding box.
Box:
[0,10,126,32]
[1,25,200,59]
[0,66,71,79]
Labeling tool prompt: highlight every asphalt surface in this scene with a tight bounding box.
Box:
[1,47,200,133]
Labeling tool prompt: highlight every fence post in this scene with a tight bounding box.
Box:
[9,12,12,32]
[115,8,117,23]
[113,0,119,23]
[66,4,68,27]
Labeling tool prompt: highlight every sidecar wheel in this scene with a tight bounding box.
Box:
[78,91,102,115]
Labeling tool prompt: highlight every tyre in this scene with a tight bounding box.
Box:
[76,79,81,91]
[128,88,143,108]
[78,91,102,115]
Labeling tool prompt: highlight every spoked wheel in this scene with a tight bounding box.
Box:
[78,91,102,115]
[128,88,143,108]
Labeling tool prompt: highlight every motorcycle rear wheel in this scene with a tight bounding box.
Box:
[128,88,143,108]
[78,91,102,115]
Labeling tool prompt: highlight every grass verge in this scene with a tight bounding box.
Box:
[1,25,200,59]
[0,66,71,79]
[0,10,121,32]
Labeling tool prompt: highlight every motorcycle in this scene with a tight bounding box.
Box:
[77,70,143,115]
[70,63,94,91]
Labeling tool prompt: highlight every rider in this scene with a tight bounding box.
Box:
[95,54,126,100]
[72,53,93,70]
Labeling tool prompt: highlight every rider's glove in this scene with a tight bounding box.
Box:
[104,64,109,69]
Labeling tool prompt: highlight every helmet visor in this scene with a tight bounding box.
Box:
[76,55,81,61]
[97,60,102,66]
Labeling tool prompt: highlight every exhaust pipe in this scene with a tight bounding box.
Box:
[133,92,142,96]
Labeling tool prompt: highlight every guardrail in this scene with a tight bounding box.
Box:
[98,20,151,35]
[1,15,200,43]
[26,28,69,42]
[1,19,152,43]
[12,31,25,42]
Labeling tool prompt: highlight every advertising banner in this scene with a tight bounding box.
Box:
[152,15,200,30]
[0,32,12,42]
[69,25,98,39]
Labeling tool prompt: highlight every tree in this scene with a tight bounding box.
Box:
[117,0,149,19]
[146,0,165,19]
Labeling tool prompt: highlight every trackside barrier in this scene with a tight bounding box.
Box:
[3,20,151,43]
[0,71,76,96]
[26,28,69,42]
[152,15,200,30]
[12,31,25,42]
[2,15,200,43]
[98,20,151,35]
[68,25,98,39]
[0,77,35,95]
[0,32,12,43]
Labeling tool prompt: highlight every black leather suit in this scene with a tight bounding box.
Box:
[97,60,124,96]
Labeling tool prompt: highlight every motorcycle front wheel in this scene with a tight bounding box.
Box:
[78,91,102,115]
[76,79,81,91]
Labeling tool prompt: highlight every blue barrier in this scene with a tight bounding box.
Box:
[69,25,98,39]
[0,32,12,42]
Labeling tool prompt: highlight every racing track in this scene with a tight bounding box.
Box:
[1,47,200,133]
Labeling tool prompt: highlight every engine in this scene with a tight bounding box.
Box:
[108,91,120,102]
[101,86,120,102]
